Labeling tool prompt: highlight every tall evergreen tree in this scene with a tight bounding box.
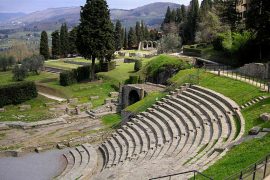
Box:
[164,6,172,24]
[114,20,122,51]
[141,21,145,40]
[170,9,177,22]
[176,8,182,23]
[51,30,60,59]
[128,27,137,49]
[144,26,150,40]
[246,0,270,59]
[186,0,200,43]
[135,21,143,45]
[121,28,125,48]
[221,0,239,30]
[60,23,69,57]
[39,31,49,60]
[123,28,128,50]
[69,27,78,55]
[200,0,212,14]
[76,0,115,80]
[180,5,187,22]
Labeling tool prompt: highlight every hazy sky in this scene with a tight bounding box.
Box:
[0,0,195,13]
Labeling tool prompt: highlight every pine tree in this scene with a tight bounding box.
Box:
[123,28,128,50]
[76,0,115,80]
[128,27,137,49]
[114,20,122,51]
[40,31,49,60]
[164,6,172,24]
[51,30,60,59]
[69,27,78,55]
[135,21,143,45]
[60,23,69,57]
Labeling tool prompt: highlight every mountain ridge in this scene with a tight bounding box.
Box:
[0,2,181,30]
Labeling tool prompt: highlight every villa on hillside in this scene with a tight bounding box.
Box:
[236,0,252,19]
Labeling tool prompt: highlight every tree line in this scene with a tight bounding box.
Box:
[161,0,270,64]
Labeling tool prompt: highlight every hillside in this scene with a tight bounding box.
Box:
[0,2,180,30]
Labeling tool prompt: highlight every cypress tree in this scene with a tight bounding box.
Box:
[144,26,150,40]
[69,27,78,55]
[128,27,137,49]
[51,30,60,59]
[123,28,128,50]
[76,0,115,80]
[180,5,187,22]
[170,9,177,22]
[60,23,69,57]
[40,31,49,60]
[141,20,145,40]
[121,27,125,48]
[114,20,122,51]
[187,0,200,43]
[164,6,172,24]
[135,21,142,45]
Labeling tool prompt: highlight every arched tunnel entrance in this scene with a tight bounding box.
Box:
[128,90,140,106]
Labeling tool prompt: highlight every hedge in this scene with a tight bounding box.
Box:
[126,75,140,84]
[60,70,77,86]
[76,65,91,82]
[0,81,38,107]
[100,61,116,72]
[183,47,202,57]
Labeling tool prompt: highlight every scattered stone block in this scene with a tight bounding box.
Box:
[110,92,119,98]
[75,106,81,115]
[262,128,270,132]
[0,108,5,113]
[35,147,43,153]
[104,98,113,104]
[57,143,66,149]
[249,126,261,135]
[45,102,56,107]
[90,96,99,100]
[260,113,270,122]
[68,98,78,104]
[0,124,9,130]
[19,105,31,111]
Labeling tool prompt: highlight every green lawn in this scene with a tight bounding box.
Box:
[125,92,167,113]
[169,68,268,105]
[44,80,115,107]
[243,98,270,132]
[45,60,82,70]
[0,95,56,122]
[98,62,135,83]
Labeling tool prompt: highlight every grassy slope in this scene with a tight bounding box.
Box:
[169,68,267,105]
[45,60,81,70]
[125,92,167,113]
[101,114,122,127]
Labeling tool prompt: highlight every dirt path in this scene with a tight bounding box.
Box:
[38,92,66,102]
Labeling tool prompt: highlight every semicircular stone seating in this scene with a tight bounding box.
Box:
[56,84,245,180]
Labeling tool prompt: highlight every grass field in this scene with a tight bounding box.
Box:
[0,95,56,122]
[45,60,82,70]
[0,71,58,86]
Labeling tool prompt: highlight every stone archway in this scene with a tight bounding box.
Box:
[128,90,140,106]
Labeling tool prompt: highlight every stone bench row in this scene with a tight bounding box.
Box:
[98,85,241,171]
[57,144,97,180]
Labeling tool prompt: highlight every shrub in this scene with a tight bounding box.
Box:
[126,75,140,84]
[60,70,77,86]
[0,55,16,71]
[213,35,224,51]
[183,47,202,57]
[12,64,28,81]
[0,81,38,108]
[134,60,142,72]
